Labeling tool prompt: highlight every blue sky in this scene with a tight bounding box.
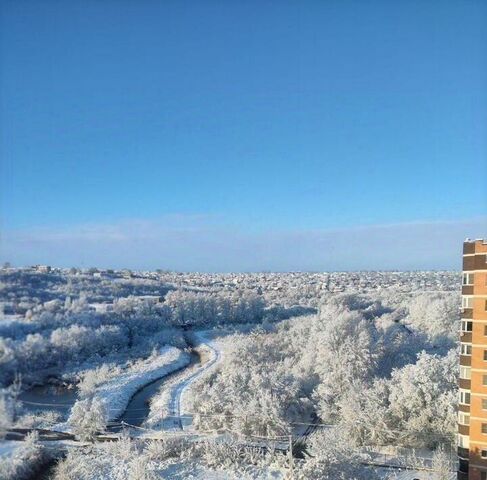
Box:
[1,0,486,270]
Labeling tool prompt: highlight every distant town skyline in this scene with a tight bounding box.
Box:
[1,1,486,270]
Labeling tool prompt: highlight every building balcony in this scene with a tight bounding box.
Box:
[462,285,474,295]
[460,355,472,366]
[460,332,472,343]
[459,457,469,475]
[458,446,470,459]
[467,239,487,253]
[463,254,487,271]
[458,424,470,436]
[459,378,471,390]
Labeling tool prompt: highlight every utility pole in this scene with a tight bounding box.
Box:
[288,434,294,480]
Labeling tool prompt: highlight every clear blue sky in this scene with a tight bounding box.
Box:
[1,0,486,270]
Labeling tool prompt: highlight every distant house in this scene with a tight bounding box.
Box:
[36,265,51,273]
[121,269,133,278]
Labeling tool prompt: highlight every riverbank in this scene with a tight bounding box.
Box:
[1,346,192,479]
[82,346,191,425]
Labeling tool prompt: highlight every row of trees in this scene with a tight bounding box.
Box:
[0,325,127,386]
[164,290,265,326]
[0,290,269,388]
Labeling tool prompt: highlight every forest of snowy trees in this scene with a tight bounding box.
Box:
[0,287,269,388]
[189,291,459,450]
[0,267,460,479]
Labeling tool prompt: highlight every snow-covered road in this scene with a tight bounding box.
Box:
[178,342,220,429]
[146,332,223,432]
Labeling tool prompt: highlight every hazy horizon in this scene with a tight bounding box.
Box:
[3,216,485,272]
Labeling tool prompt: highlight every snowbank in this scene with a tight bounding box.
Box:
[91,346,190,423]
[57,346,190,434]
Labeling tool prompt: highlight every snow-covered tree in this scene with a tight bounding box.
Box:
[298,427,380,480]
[432,444,455,480]
[68,397,107,441]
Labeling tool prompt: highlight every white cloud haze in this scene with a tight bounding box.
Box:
[1,216,486,272]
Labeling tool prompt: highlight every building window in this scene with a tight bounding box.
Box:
[460,390,471,405]
[461,320,473,332]
[459,412,470,425]
[461,344,472,356]
[462,296,474,309]
[482,451,487,459]
[463,273,474,285]
[484,351,487,361]
[482,423,487,434]
[484,325,487,336]
[482,472,487,480]
[458,434,470,449]
[483,375,487,386]
[483,399,487,410]
[485,300,487,311]
[460,366,471,379]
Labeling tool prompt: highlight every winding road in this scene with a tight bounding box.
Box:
[157,333,221,431]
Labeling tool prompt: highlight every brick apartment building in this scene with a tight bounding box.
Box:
[458,239,487,480]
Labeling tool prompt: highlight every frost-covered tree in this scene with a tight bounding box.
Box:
[337,349,457,448]
[0,393,12,438]
[406,292,459,348]
[68,397,107,441]
[431,444,455,480]
[386,349,457,448]
[298,428,380,480]
[337,379,395,447]
[312,305,383,420]
[0,430,43,480]
[77,363,122,399]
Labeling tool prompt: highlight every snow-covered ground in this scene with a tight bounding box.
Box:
[151,459,284,479]
[88,346,190,424]
[379,469,456,480]
[49,346,191,432]
[359,445,457,477]
[180,331,222,429]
